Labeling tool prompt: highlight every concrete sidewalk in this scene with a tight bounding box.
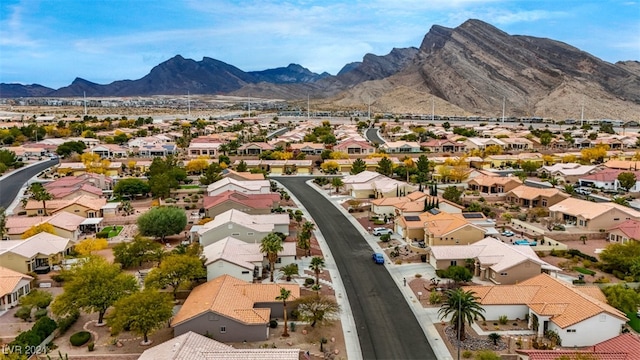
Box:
[279,179,454,360]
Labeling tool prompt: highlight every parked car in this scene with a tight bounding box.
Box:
[372,227,393,236]
[576,188,591,195]
[372,253,385,264]
[501,230,515,237]
[514,239,537,246]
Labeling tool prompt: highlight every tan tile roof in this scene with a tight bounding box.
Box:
[549,197,640,220]
[468,174,522,187]
[425,212,484,237]
[466,274,628,329]
[506,185,569,201]
[608,219,640,240]
[171,275,299,327]
[0,266,33,297]
[0,232,73,259]
[522,350,628,360]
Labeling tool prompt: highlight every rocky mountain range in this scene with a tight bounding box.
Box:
[2,19,639,120]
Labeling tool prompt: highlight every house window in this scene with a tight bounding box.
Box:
[37,209,44,215]
[247,232,254,236]
[614,218,620,221]
[241,271,250,274]
[220,326,226,333]
[276,258,282,264]
[541,199,547,207]
[600,315,606,322]
[500,272,508,276]
[566,329,576,333]
[208,314,219,321]
[450,261,457,266]
[74,209,80,213]
[231,233,240,236]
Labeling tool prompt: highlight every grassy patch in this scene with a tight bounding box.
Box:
[573,267,596,276]
[627,311,640,332]
[179,185,200,189]
[102,226,123,238]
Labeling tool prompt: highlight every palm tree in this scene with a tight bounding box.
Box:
[280,263,299,281]
[438,288,485,341]
[218,143,230,156]
[488,332,501,345]
[298,221,315,257]
[29,183,53,216]
[331,177,344,194]
[612,196,630,207]
[260,233,284,282]
[309,257,325,291]
[276,287,292,337]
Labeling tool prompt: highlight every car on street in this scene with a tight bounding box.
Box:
[372,253,385,264]
[575,188,592,195]
[372,227,393,236]
[501,230,515,237]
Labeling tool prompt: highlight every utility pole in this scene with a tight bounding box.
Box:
[431,97,435,122]
[307,94,310,120]
[83,91,87,116]
[502,96,506,123]
[580,97,585,127]
[187,91,191,118]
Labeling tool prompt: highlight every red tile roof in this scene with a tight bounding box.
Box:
[595,333,640,354]
[203,191,280,210]
[607,219,640,240]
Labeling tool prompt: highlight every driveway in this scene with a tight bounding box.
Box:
[276,177,437,360]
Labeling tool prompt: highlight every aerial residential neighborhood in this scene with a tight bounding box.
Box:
[0,108,639,360]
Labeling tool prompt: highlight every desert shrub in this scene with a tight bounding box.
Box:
[380,234,391,242]
[34,308,48,320]
[572,279,586,285]
[498,315,508,325]
[31,316,57,340]
[373,220,385,225]
[475,350,501,360]
[567,249,598,262]
[57,311,80,334]
[462,350,473,358]
[594,276,610,284]
[11,330,42,349]
[304,278,315,286]
[70,331,92,346]
[88,342,95,351]
[96,231,109,239]
[51,274,66,283]
[429,290,442,304]
[268,320,278,329]
[15,306,32,321]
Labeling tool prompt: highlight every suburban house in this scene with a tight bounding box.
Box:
[263,160,313,175]
[424,212,487,246]
[420,139,466,153]
[47,183,103,200]
[137,144,177,157]
[206,178,271,196]
[371,191,427,217]
[90,144,129,159]
[603,159,640,171]
[170,275,299,342]
[607,219,640,244]
[202,191,281,218]
[465,274,628,347]
[0,232,75,274]
[289,142,325,155]
[505,185,570,208]
[549,198,640,231]
[333,139,375,154]
[24,195,106,218]
[379,141,421,153]
[222,169,265,181]
[138,331,300,360]
[464,137,506,151]
[428,237,560,284]
[202,237,296,282]
[578,168,640,192]
[197,209,289,247]
[539,163,598,184]
[187,142,222,157]
[237,142,275,155]
[501,137,534,151]
[517,332,640,360]
[0,266,33,311]
[467,175,522,194]
[4,212,85,240]
[46,173,113,191]
[395,212,433,241]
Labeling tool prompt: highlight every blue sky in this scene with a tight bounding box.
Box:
[1,0,639,89]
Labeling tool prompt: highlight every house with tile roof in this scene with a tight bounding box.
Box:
[467,174,522,194]
[0,266,33,311]
[197,209,289,247]
[203,237,296,282]
[603,160,640,170]
[206,178,271,196]
[505,185,570,209]
[289,142,325,155]
[333,139,375,154]
[56,161,122,177]
[428,237,560,284]
[379,141,421,153]
[4,212,85,241]
[138,331,300,360]
[539,163,598,184]
[89,144,129,159]
[607,219,640,244]
[237,142,275,156]
[420,139,466,153]
[170,275,300,342]
[423,212,487,246]
[222,169,266,181]
[465,273,628,347]
[24,195,106,218]
[0,232,75,274]
[371,191,427,217]
[47,183,104,200]
[549,198,640,231]
[579,168,640,192]
[203,191,280,218]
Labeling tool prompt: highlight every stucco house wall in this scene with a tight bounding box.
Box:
[173,311,268,342]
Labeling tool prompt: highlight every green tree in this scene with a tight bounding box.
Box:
[438,288,485,341]
[28,183,53,216]
[113,236,163,268]
[443,265,473,283]
[617,172,637,192]
[602,284,640,314]
[0,149,18,168]
[144,254,206,300]
[114,178,150,198]
[236,160,248,172]
[276,287,292,337]
[612,196,630,207]
[442,186,462,204]
[199,162,223,185]
[280,263,299,281]
[350,158,367,175]
[564,184,575,195]
[309,257,325,289]
[55,141,86,157]
[442,122,451,130]
[331,177,344,194]
[52,257,138,324]
[149,173,174,199]
[488,332,501,346]
[294,295,340,327]
[377,157,394,177]
[107,289,174,344]
[137,206,187,242]
[260,233,284,282]
[600,241,640,280]
[521,161,541,175]
[0,207,6,240]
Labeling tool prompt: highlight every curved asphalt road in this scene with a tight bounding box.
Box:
[365,128,385,145]
[277,177,436,360]
[0,159,59,209]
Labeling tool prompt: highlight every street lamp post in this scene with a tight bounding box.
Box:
[457,294,461,360]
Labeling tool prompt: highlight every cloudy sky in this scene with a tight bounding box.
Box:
[1,0,638,89]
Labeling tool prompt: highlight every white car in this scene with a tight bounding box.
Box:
[372,227,393,236]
